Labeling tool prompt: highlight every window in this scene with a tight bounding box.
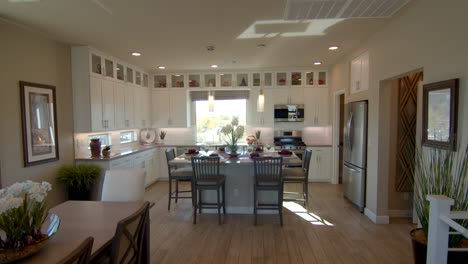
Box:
[195,99,247,143]
[120,131,136,144]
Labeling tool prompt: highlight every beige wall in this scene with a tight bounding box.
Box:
[0,19,73,206]
[329,0,468,221]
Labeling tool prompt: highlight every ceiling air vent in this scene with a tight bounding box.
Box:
[284,0,411,20]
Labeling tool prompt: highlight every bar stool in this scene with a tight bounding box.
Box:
[165,148,193,210]
[191,156,226,224]
[282,149,312,208]
[253,156,284,226]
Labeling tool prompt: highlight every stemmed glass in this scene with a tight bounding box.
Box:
[266,145,272,151]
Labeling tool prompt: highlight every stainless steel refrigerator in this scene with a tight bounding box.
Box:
[343,100,368,212]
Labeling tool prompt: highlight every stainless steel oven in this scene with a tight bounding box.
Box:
[274,130,306,167]
[274,104,304,122]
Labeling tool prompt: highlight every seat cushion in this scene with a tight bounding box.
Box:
[171,167,193,177]
[282,167,306,178]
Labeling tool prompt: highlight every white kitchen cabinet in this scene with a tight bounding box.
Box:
[273,87,304,105]
[152,89,190,128]
[304,88,329,125]
[350,51,369,94]
[308,147,332,182]
[72,46,149,132]
[89,76,115,131]
[248,88,274,126]
[134,86,151,128]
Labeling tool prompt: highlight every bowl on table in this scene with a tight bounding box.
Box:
[278,150,292,155]
[185,149,199,155]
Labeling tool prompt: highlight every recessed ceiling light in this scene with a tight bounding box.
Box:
[257,44,267,48]
[131,52,141,56]
[211,64,218,68]
[314,61,322,65]
[328,46,339,50]
[157,66,166,69]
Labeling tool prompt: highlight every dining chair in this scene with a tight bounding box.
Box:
[191,156,226,224]
[109,201,150,264]
[58,236,94,264]
[282,149,312,208]
[101,169,146,202]
[165,148,193,210]
[253,156,284,226]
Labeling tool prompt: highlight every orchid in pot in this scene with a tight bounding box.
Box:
[220,117,245,156]
[0,181,59,262]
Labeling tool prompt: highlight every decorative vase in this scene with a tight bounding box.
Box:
[228,145,238,157]
[90,139,101,157]
[0,214,60,264]
[68,188,91,201]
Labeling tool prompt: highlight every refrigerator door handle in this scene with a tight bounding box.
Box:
[347,112,354,150]
[344,163,359,173]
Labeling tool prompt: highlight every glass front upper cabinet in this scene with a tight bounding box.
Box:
[126,67,134,83]
[91,53,102,75]
[104,59,114,78]
[116,63,124,81]
[276,72,287,86]
[263,72,273,87]
[252,73,261,87]
[135,71,142,85]
[291,72,302,86]
[237,73,249,87]
[143,74,148,87]
[305,71,314,86]
[318,71,327,86]
[220,73,232,87]
[154,75,167,88]
[188,74,200,88]
[204,74,216,87]
[171,74,185,88]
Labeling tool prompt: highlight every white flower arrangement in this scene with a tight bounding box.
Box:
[0,181,52,249]
[220,117,245,154]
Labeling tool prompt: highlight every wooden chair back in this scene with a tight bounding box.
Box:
[191,156,220,182]
[253,157,283,185]
[58,237,94,264]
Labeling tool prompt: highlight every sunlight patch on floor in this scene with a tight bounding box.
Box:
[283,201,334,226]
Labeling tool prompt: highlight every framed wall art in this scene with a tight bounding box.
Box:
[20,81,59,167]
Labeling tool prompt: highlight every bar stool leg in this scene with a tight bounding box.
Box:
[279,187,283,226]
[198,189,202,214]
[254,184,258,225]
[168,178,172,210]
[193,188,197,224]
[222,182,226,215]
[217,187,221,225]
[175,179,179,203]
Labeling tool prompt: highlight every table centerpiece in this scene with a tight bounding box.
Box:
[0,180,59,263]
[220,117,244,157]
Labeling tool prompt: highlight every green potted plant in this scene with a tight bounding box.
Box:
[159,130,167,144]
[57,164,101,201]
[410,145,468,263]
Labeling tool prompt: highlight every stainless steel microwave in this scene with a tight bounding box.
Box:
[274,104,304,122]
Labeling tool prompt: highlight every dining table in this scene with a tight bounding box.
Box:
[22,200,148,263]
[169,150,302,214]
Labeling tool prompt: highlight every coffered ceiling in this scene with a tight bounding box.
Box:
[0,0,411,71]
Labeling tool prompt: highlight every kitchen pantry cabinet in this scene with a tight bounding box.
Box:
[307,147,332,182]
[151,89,190,128]
[72,46,150,132]
[304,88,329,125]
[350,51,369,94]
[248,88,274,126]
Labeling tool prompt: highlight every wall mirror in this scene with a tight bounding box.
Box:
[422,78,458,150]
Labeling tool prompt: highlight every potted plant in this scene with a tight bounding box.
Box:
[410,145,468,263]
[159,130,167,144]
[57,164,101,201]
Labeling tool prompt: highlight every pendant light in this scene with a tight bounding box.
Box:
[208,90,215,112]
[257,88,264,112]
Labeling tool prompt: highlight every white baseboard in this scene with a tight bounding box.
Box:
[199,206,276,214]
[388,209,412,218]
[364,208,390,224]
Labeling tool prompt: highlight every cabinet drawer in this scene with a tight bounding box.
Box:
[110,157,133,169]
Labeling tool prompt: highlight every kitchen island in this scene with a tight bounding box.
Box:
[170,150,301,214]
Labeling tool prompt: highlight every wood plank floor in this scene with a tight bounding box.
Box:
[144,182,414,264]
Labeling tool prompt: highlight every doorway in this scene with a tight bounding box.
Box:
[332,90,345,184]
